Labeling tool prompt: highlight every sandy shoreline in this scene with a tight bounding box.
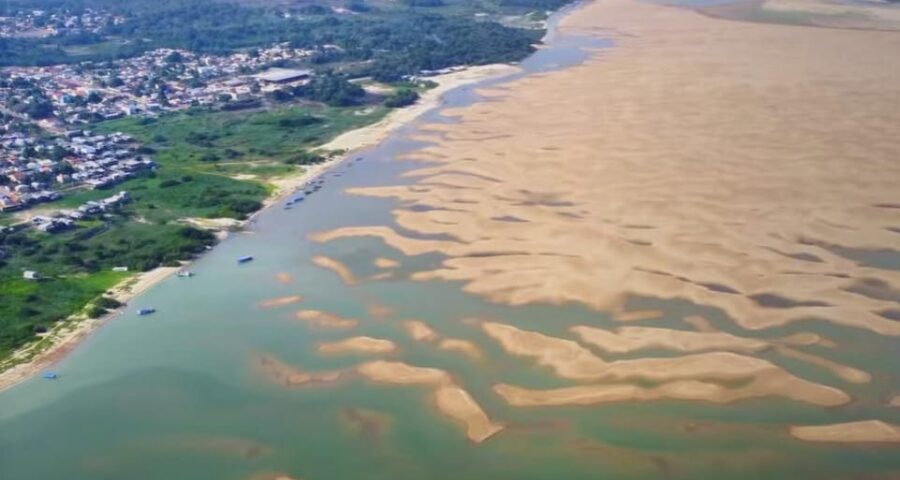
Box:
[0,63,518,394]
[0,266,179,392]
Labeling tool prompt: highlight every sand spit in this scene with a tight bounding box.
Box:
[357,360,503,442]
[790,421,900,443]
[255,354,343,387]
[295,310,359,329]
[311,255,359,286]
[483,322,848,406]
[318,336,397,355]
[571,325,769,354]
[434,385,505,442]
[438,338,484,361]
[404,320,439,342]
[258,295,303,309]
[311,0,900,339]
[374,257,400,269]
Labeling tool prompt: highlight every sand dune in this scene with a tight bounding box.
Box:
[483,322,848,406]
[790,420,900,443]
[258,295,303,309]
[311,255,359,286]
[318,337,397,355]
[571,325,769,354]
[312,0,900,339]
[295,309,359,329]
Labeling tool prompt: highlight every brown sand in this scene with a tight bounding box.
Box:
[438,338,484,361]
[311,0,900,339]
[317,336,397,355]
[773,346,871,384]
[483,322,848,406]
[357,360,451,385]
[356,360,503,442]
[790,420,900,443]
[433,385,505,443]
[311,255,359,286]
[571,325,770,354]
[890,396,900,408]
[255,354,343,387]
[258,295,303,309]
[404,320,439,342]
[614,310,664,323]
[374,257,400,269]
[295,309,359,329]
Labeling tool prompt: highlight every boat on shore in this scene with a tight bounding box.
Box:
[176,271,194,278]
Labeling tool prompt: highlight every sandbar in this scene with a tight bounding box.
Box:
[403,320,439,342]
[318,336,397,355]
[295,309,359,329]
[790,420,900,443]
[438,338,484,361]
[311,255,359,285]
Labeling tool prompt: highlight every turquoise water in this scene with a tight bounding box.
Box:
[2,6,899,480]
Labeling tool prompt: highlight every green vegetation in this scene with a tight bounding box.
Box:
[0,101,389,360]
[0,0,556,72]
[384,88,420,108]
[0,220,214,359]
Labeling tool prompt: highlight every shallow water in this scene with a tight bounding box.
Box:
[1,4,899,480]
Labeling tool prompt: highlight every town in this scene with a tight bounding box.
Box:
[0,42,324,221]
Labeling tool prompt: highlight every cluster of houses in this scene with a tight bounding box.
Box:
[0,129,153,212]
[1,44,319,127]
[29,190,130,234]
[0,8,123,39]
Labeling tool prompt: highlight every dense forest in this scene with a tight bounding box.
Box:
[0,0,564,75]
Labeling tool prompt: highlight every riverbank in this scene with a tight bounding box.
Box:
[0,62,521,394]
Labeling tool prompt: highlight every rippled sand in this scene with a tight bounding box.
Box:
[304,0,900,446]
[315,0,900,337]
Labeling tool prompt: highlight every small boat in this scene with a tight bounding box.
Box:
[176,271,194,278]
[238,255,254,263]
[284,205,292,210]
[291,196,304,203]
[138,308,156,316]
[42,372,59,380]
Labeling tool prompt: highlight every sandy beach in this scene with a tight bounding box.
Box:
[0,266,179,392]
